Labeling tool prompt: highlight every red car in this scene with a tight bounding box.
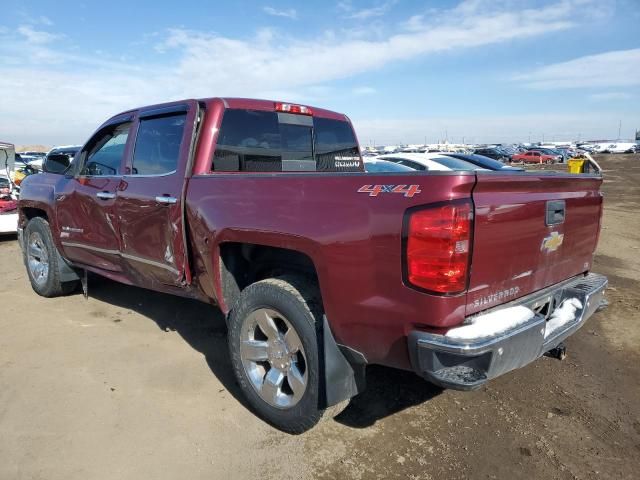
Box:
[513,151,556,164]
[18,98,607,432]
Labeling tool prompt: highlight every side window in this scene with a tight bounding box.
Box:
[131,113,186,175]
[213,110,282,172]
[313,117,361,172]
[81,123,131,176]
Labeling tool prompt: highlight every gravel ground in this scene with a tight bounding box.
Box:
[0,154,638,479]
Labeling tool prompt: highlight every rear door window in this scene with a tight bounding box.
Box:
[131,113,186,175]
[212,109,362,172]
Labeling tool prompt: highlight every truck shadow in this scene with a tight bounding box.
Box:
[334,366,442,428]
[86,274,442,429]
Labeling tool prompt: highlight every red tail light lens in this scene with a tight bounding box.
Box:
[404,200,473,294]
[275,102,313,115]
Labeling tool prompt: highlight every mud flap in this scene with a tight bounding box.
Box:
[320,316,367,408]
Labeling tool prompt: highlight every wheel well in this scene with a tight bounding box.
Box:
[219,242,319,310]
[22,207,48,221]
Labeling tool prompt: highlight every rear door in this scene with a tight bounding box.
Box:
[467,172,603,315]
[115,101,199,285]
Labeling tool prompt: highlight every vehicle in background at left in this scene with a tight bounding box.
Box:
[32,145,82,171]
[0,184,18,234]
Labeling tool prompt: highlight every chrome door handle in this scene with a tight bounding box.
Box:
[96,192,116,200]
[155,196,177,205]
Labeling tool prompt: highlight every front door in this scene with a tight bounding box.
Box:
[56,120,133,272]
[115,102,199,285]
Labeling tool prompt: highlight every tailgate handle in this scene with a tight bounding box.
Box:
[546,200,565,225]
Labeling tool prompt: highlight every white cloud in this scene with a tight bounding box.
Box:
[17,25,63,44]
[263,6,297,19]
[338,0,397,20]
[588,91,634,101]
[514,48,640,89]
[159,0,591,96]
[0,0,620,144]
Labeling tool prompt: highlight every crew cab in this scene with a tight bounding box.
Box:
[18,98,607,433]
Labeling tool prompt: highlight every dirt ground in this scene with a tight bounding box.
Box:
[1,154,638,480]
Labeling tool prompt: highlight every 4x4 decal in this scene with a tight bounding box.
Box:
[357,184,422,198]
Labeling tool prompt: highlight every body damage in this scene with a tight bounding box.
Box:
[18,97,605,373]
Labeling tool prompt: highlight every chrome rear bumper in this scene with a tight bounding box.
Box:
[408,273,608,390]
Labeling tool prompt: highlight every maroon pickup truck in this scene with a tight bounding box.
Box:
[18,98,607,433]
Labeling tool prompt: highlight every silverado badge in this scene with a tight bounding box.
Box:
[541,231,564,253]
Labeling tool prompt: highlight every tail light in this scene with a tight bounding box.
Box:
[404,200,473,294]
[275,102,313,115]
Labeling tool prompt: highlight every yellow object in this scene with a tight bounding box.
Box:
[567,159,586,174]
[13,169,27,186]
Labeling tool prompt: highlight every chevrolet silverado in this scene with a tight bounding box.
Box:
[18,98,607,433]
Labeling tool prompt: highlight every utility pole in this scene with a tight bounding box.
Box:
[618,120,622,140]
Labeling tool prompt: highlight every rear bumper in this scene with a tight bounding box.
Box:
[408,273,608,390]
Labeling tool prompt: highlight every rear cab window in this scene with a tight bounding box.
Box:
[212,109,362,172]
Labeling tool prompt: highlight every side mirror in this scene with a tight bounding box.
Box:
[43,154,71,174]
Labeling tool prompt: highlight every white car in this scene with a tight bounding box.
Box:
[0,194,18,234]
[376,153,488,171]
[606,143,637,153]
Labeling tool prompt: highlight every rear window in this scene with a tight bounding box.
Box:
[212,109,361,172]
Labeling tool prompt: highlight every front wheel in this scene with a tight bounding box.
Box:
[228,276,347,433]
[23,217,78,297]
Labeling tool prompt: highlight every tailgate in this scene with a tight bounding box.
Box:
[467,172,603,315]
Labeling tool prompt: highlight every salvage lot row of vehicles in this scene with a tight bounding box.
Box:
[365,142,639,167]
[17,97,608,433]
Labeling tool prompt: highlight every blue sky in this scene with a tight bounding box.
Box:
[0,0,639,146]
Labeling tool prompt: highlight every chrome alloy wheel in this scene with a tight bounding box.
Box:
[27,231,49,286]
[240,308,308,409]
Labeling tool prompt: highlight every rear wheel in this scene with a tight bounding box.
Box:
[228,276,347,433]
[24,217,78,297]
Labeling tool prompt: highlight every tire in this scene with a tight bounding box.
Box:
[23,217,78,297]
[228,275,347,433]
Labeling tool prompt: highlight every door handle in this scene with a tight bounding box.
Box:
[546,200,565,225]
[96,192,116,200]
[155,195,177,205]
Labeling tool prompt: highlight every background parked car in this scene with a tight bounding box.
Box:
[527,147,564,162]
[377,153,488,171]
[36,145,82,171]
[473,147,511,163]
[444,153,524,171]
[512,151,556,164]
[363,158,417,173]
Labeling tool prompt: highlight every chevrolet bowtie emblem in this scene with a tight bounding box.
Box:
[541,231,564,253]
